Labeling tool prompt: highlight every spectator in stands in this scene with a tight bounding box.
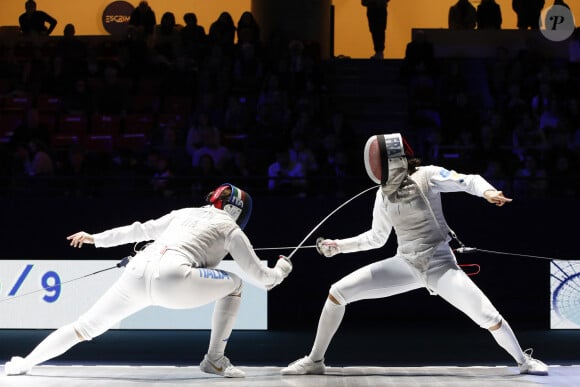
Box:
[11,107,50,149]
[503,82,528,130]
[256,73,291,135]
[513,152,548,198]
[548,153,578,197]
[232,42,264,94]
[11,140,56,195]
[94,65,129,115]
[236,11,261,50]
[19,0,57,36]
[149,153,176,197]
[284,40,316,95]
[512,0,545,30]
[531,81,551,118]
[291,105,322,146]
[440,90,480,146]
[53,24,88,87]
[539,99,563,133]
[11,143,33,177]
[186,111,212,155]
[316,133,352,197]
[198,44,233,103]
[324,111,356,160]
[191,153,222,195]
[62,78,94,116]
[569,27,580,64]
[26,138,54,177]
[566,98,580,132]
[448,0,477,30]
[180,12,207,64]
[21,44,52,94]
[223,94,255,134]
[152,122,190,174]
[208,12,236,57]
[477,0,503,29]
[119,25,151,81]
[544,127,578,197]
[59,143,94,198]
[361,0,389,60]
[152,12,181,68]
[226,151,253,180]
[191,126,232,173]
[472,120,517,172]
[401,29,437,82]
[129,1,157,36]
[511,111,547,157]
[289,135,319,177]
[482,158,512,194]
[267,147,307,196]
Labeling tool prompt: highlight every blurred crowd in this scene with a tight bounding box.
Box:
[0,1,579,200]
[1,4,361,199]
[401,27,580,199]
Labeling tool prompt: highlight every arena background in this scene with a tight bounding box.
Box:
[0,193,572,331]
[3,0,578,59]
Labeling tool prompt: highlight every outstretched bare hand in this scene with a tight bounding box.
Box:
[67,231,95,248]
[483,190,512,207]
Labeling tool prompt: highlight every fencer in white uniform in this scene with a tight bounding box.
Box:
[281,133,548,376]
[4,183,292,378]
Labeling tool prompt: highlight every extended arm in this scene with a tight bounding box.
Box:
[67,211,177,248]
[429,166,512,205]
[228,228,292,289]
[317,188,392,257]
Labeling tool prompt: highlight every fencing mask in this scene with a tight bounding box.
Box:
[364,133,414,195]
[207,183,253,229]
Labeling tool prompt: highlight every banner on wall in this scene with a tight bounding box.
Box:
[551,259,580,329]
[102,1,134,35]
[0,260,267,329]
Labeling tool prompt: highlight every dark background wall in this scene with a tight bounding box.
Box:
[0,193,574,332]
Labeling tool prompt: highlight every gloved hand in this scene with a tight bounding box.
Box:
[275,255,293,277]
[316,237,341,257]
[267,255,293,290]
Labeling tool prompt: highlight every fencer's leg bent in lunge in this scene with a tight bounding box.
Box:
[199,285,246,378]
[5,251,247,377]
[429,256,548,375]
[150,254,247,378]
[281,257,423,375]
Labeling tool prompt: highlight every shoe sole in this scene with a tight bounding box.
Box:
[280,368,325,375]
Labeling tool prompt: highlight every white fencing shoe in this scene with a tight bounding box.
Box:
[200,354,245,378]
[518,349,549,375]
[280,356,325,375]
[4,356,31,376]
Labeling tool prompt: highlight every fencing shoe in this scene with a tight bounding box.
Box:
[280,356,325,375]
[4,356,31,376]
[518,349,548,375]
[200,354,245,378]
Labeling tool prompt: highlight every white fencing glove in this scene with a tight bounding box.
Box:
[275,255,293,277]
[267,255,293,290]
[316,237,341,257]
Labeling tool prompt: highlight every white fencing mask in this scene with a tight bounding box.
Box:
[363,133,414,195]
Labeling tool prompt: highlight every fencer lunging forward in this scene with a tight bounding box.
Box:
[4,183,292,378]
[281,133,548,376]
